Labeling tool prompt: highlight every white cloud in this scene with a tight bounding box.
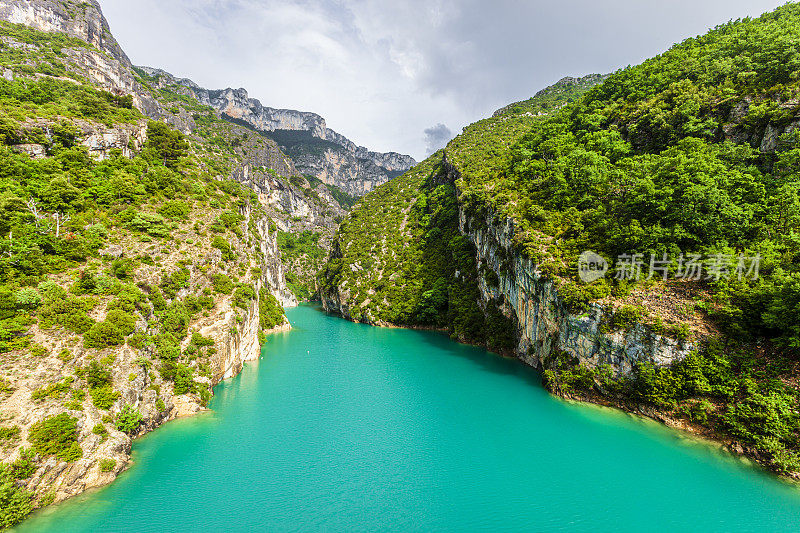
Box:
[99,0,788,160]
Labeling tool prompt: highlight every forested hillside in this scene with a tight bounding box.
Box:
[0,10,334,526]
[322,4,800,477]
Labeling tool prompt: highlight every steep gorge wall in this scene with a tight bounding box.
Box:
[446,161,692,375]
[461,206,692,375]
[7,203,293,506]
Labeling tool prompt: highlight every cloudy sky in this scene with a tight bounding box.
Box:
[100,0,787,160]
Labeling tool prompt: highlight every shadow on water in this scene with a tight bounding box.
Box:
[411,326,545,388]
[313,303,544,389]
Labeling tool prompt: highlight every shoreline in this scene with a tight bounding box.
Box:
[12,321,293,528]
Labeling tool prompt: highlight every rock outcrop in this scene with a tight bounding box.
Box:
[461,205,692,376]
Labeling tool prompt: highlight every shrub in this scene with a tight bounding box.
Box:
[173,364,194,395]
[129,212,170,237]
[111,258,137,279]
[211,236,235,261]
[38,295,97,333]
[90,385,120,410]
[211,273,234,294]
[161,268,190,299]
[107,309,136,335]
[233,284,256,309]
[0,464,33,529]
[115,405,142,434]
[13,287,41,310]
[84,320,125,349]
[28,413,82,462]
[158,200,190,220]
[160,301,190,339]
[155,334,180,361]
[0,425,20,444]
[92,423,108,442]
[98,458,116,473]
[191,332,215,348]
[259,289,285,330]
[83,360,112,388]
[127,332,148,349]
[9,448,37,480]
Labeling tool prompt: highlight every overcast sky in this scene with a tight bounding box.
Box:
[100,0,788,160]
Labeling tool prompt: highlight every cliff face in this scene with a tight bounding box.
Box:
[455,185,691,376]
[0,0,129,64]
[1,198,292,506]
[137,67,416,196]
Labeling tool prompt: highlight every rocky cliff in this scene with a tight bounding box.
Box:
[453,169,692,376]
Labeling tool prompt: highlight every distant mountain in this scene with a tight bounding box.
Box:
[135,67,416,196]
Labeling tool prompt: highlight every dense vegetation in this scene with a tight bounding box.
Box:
[277,230,326,300]
[455,6,800,349]
[322,157,516,349]
[325,4,800,475]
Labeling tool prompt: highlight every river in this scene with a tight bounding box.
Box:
[15,304,800,532]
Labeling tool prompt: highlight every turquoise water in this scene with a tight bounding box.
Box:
[15,304,800,532]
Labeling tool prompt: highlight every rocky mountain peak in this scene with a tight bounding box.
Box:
[138,66,417,196]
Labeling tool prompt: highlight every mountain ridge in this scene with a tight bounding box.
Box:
[135,66,416,196]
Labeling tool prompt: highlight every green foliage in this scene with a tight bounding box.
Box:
[232,283,256,309]
[90,385,120,410]
[129,212,170,238]
[110,258,137,279]
[159,301,190,339]
[190,332,215,348]
[0,463,33,530]
[258,288,285,330]
[173,364,194,395]
[114,405,142,434]
[9,449,37,480]
[0,426,20,444]
[215,210,244,236]
[98,458,116,473]
[28,413,82,462]
[91,423,108,442]
[158,200,190,220]
[30,378,72,402]
[0,77,138,126]
[83,320,124,349]
[39,295,96,334]
[83,360,111,388]
[325,183,359,210]
[143,121,188,169]
[211,236,235,262]
[160,268,190,299]
[211,273,234,295]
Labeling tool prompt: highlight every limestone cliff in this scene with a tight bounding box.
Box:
[0,197,292,506]
[452,170,692,376]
